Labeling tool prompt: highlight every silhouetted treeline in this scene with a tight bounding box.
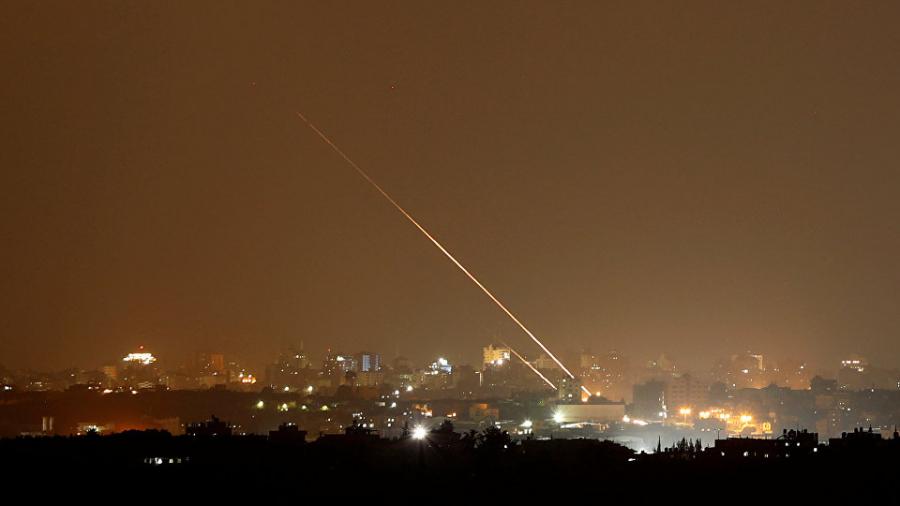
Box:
[1,422,899,501]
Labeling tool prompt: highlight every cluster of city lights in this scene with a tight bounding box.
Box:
[122,352,156,365]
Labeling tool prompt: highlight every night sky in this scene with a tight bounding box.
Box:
[2,1,899,372]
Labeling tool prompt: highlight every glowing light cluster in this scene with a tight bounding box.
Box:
[123,352,156,365]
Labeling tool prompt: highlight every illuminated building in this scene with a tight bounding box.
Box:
[838,355,871,390]
[322,353,356,377]
[840,355,867,372]
[123,350,157,366]
[665,374,708,414]
[357,352,382,372]
[557,377,581,401]
[482,344,511,368]
[430,357,452,375]
[581,350,631,401]
[119,347,161,389]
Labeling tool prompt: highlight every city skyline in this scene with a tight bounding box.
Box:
[3,1,900,498]
[3,2,900,382]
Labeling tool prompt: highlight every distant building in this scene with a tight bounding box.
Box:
[119,347,161,389]
[355,370,384,387]
[532,354,559,371]
[715,428,818,458]
[482,344,511,369]
[193,352,225,373]
[269,422,307,443]
[810,375,837,394]
[430,357,452,375]
[633,380,667,419]
[468,402,499,421]
[186,416,232,437]
[828,426,882,449]
[356,352,382,372]
[557,377,582,402]
[840,355,867,372]
[266,345,314,390]
[665,374,707,413]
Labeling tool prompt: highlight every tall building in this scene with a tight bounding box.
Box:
[557,376,581,402]
[665,374,708,413]
[356,352,382,372]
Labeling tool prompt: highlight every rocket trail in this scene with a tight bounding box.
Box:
[501,341,557,390]
[296,111,582,384]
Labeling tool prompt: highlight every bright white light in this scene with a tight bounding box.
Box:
[123,352,156,365]
[553,412,564,424]
[520,420,533,429]
[405,385,414,392]
[412,426,427,440]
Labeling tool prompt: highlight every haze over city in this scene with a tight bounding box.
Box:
[2,1,899,375]
[4,2,900,500]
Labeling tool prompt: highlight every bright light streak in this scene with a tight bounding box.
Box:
[502,341,557,390]
[412,425,428,440]
[296,112,579,381]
